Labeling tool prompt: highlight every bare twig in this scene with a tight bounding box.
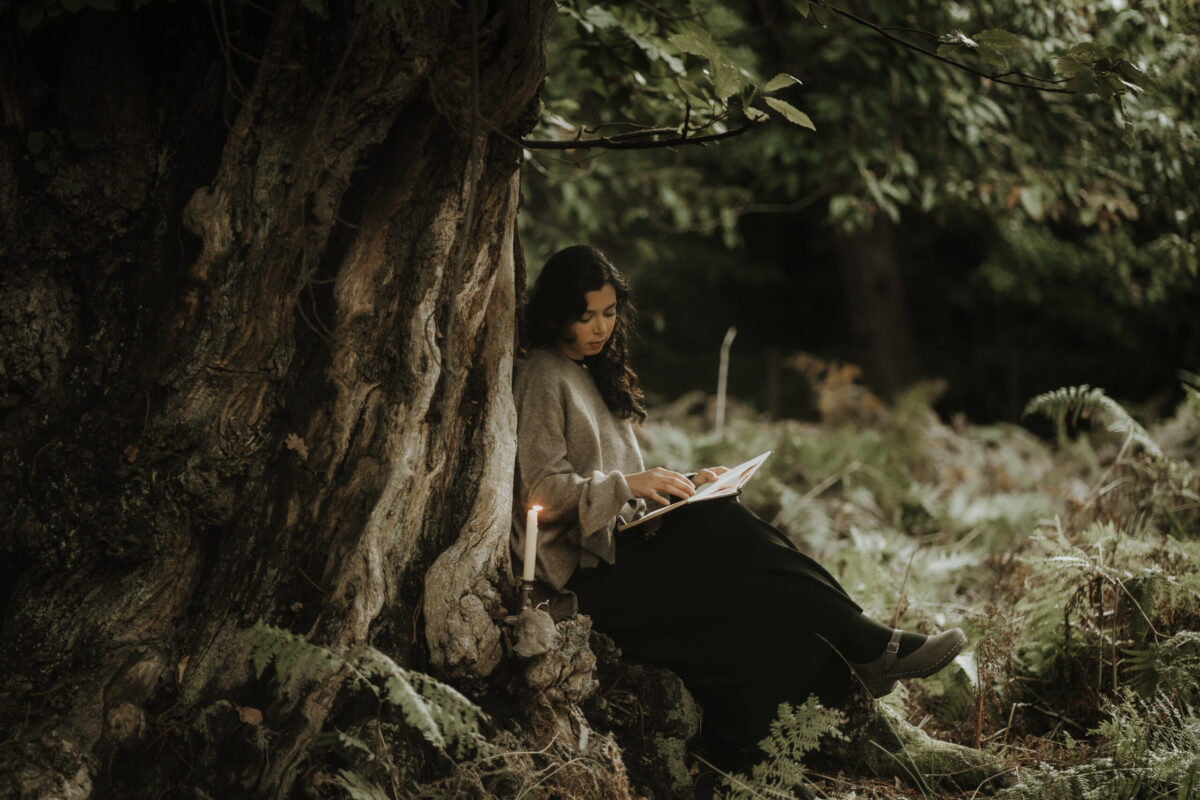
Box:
[814,0,1074,94]
[992,70,1072,85]
[521,121,762,150]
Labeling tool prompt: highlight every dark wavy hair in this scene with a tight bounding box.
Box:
[524,245,646,421]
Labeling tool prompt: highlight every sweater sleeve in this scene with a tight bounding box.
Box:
[514,370,634,549]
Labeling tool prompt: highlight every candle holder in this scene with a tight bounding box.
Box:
[519,579,536,611]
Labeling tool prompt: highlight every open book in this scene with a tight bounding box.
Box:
[618,450,772,531]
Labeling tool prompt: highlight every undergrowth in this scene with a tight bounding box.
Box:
[246,368,1200,799]
[722,698,847,800]
[639,369,1200,798]
[244,623,634,799]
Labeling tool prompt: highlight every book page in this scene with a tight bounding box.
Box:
[618,450,771,531]
[690,450,771,501]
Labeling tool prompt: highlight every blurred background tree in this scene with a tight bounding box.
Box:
[520,0,1200,423]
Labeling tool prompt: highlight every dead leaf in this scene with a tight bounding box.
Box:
[176,655,189,685]
[237,705,263,725]
[1006,185,1021,210]
[123,445,139,463]
[285,433,308,461]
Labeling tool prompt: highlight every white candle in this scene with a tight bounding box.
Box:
[523,505,541,582]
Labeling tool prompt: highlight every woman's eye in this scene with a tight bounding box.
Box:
[604,311,616,318]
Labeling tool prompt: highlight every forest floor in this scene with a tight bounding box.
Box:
[635,371,1200,799]
[260,372,1200,800]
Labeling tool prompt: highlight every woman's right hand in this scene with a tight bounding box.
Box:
[626,468,695,506]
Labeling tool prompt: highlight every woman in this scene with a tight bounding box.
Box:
[511,244,965,760]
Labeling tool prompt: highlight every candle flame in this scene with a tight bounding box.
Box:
[531,505,543,512]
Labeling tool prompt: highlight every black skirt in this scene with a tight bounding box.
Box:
[568,497,862,750]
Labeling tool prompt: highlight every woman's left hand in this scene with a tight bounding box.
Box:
[692,466,728,488]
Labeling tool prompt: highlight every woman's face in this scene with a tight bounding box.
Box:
[557,283,617,361]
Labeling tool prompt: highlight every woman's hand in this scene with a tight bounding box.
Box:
[692,466,728,488]
[627,468,695,506]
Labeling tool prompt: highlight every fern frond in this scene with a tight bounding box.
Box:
[723,698,846,800]
[245,622,342,687]
[1000,693,1200,799]
[1023,384,1162,458]
[245,623,491,758]
[315,729,376,762]
[1124,631,1200,705]
[330,769,392,800]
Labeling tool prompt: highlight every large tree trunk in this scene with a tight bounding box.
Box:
[0,1,553,796]
[835,214,919,398]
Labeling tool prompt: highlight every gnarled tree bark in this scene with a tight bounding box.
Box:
[0,1,553,796]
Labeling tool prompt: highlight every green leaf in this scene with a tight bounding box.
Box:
[676,77,709,105]
[711,61,742,101]
[764,97,816,130]
[978,45,1007,68]
[627,31,686,75]
[975,29,1023,50]
[1054,56,1089,77]
[762,72,802,93]
[810,3,830,26]
[1067,42,1106,61]
[745,105,769,122]
[559,6,593,34]
[1018,186,1046,221]
[582,6,618,31]
[669,21,720,61]
[1072,67,1096,94]
[668,20,741,100]
[1115,76,1143,94]
[794,0,810,17]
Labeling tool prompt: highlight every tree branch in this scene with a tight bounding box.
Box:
[520,121,761,150]
[816,0,1074,94]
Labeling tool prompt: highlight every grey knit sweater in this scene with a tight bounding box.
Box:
[511,347,646,591]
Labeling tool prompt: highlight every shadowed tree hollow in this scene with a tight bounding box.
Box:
[0,1,553,796]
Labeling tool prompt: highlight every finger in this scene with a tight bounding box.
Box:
[665,479,694,499]
[659,468,694,486]
[670,474,695,489]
